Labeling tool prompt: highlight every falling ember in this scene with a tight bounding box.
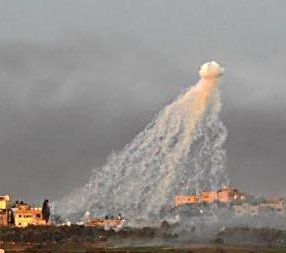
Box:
[55,61,229,222]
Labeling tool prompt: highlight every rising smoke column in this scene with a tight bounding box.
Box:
[55,61,229,221]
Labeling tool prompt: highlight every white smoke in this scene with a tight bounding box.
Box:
[55,61,229,222]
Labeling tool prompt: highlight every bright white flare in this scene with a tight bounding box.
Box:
[199,61,224,79]
[55,61,228,222]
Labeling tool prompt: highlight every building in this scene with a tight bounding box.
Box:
[85,218,122,228]
[0,195,12,226]
[258,197,285,216]
[175,195,198,206]
[201,191,218,203]
[85,218,124,229]
[232,196,286,217]
[175,186,246,207]
[262,197,285,209]
[233,203,259,216]
[217,186,245,202]
[14,204,46,228]
[0,194,50,227]
[0,195,11,210]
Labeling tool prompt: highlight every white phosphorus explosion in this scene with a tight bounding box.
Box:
[55,61,229,222]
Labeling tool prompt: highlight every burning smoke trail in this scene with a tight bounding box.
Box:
[55,61,228,222]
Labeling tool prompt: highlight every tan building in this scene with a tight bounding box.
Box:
[233,203,259,216]
[258,197,285,216]
[0,195,11,210]
[175,186,246,207]
[217,186,245,202]
[201,191,218,203]
[175,195,198,206]
[14,204,46,228]
[263,197,285,209]
[85,218,123,229]
[0,195,12,226]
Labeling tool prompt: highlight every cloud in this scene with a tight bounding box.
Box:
[0,36,191,201]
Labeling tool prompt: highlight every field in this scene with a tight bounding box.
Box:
[1,225,286,253]
[2,243,286,253]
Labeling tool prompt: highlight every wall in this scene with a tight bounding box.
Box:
[175,195,198,206]
[233,203,259,216]
[0,209,9,226]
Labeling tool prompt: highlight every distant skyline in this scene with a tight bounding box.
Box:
[0,0,285,201]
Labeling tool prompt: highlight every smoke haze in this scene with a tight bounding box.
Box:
[55,61,228,221]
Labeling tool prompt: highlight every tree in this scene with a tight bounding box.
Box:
[42,199,50,223]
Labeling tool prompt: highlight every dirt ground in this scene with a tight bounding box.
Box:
[2,242,286,253]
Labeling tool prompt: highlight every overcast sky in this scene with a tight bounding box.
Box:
[0,0,285,203]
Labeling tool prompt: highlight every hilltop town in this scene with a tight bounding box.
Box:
[175,186,286,217]
[0,186,285,229]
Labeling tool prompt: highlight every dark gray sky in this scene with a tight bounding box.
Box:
[0,0,285,202]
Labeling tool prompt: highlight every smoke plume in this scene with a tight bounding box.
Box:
[55,61,228,222]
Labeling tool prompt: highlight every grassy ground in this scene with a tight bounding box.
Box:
[1,226,286,253]
[107,245,286,253]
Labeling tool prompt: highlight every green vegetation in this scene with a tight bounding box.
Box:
[0,225,101,243]
[0,225,286,253]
